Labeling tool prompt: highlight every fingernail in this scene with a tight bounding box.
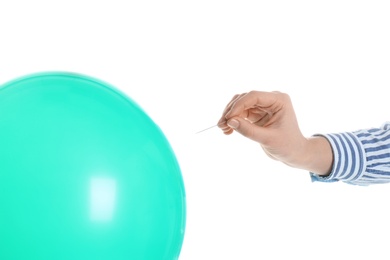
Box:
[227,119,239,129]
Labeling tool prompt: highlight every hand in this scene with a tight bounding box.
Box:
[218,91,332,175]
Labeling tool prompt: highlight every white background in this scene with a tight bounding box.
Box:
[1,1,390,259]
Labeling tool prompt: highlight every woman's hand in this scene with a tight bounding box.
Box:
[218,91,332,175]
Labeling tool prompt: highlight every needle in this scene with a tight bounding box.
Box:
[195,122,226,134]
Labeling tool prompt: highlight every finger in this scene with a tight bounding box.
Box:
[222,94,242,115]
[220,93,246,120]
[225,91,281,120]
[245,107,271,125]
[249,107,274,127]
[220,93,251,124]
[227,117,271,143]
[218,93,246,128]
[219,120,234,134]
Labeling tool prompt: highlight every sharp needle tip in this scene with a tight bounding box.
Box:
[195,122,226,134]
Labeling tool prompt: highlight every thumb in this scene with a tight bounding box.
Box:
[227,117,268,143]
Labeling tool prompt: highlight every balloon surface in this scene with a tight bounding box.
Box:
[0,72,186,259]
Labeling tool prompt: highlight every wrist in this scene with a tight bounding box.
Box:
[287,136,333,176]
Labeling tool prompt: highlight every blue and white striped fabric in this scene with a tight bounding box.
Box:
[310,122,390,185]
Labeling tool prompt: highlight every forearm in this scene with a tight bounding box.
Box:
[285,136,333,176]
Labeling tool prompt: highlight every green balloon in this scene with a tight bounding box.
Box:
[0,72,186,259]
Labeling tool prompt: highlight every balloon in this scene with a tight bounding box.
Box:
[0,72,186,259]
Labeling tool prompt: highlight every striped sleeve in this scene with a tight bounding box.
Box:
[310,122,390,186]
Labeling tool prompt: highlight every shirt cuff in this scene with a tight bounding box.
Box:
[310,132,366,185]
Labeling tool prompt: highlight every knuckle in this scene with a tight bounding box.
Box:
[274,91,290,101]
